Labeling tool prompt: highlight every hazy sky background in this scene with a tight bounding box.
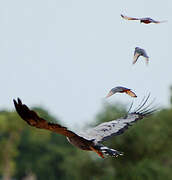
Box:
[0,0,171,128]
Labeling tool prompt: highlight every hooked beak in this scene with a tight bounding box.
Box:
[106,91,114,98]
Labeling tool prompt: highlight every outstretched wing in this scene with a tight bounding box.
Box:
[125,90,137,97]
[121,14,140,21]
[151,20,167,24]
[133,52,140,64]
[141,49,149,65]
[14,98,83,139]
[87,95,157,143]
[142,49,149,57]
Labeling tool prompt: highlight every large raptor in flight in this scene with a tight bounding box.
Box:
[14,96,156,158]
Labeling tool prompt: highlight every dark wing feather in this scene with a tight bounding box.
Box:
[14,98,82,138]
[87,96,157,143]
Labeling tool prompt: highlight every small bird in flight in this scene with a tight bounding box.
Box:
[133,47,149,65]
[106,86,137,98]
[13,96,156,158]
[121,14,167,24]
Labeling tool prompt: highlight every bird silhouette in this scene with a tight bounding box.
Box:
[13,96,156,158]
[106,86,137,98]
[121,14,167,24]
[133,47,149,65]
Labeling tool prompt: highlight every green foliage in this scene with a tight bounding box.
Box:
[170,86,172,106]
[14,108,69,180]
[0,111,23,179]
[96,108,172,180]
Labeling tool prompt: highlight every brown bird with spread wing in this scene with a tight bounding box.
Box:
[13,96,155,158]
[106,86,137,98]
[121,14,167,24]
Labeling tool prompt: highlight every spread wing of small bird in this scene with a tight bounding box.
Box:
[121,14,167,24]
[153,20,167,24]
[125,89,137,97]
[133,52,141,64]
[121,14,139,21]
[106,86,137,98]
[133,47,149,65]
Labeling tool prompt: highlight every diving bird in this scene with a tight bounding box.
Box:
[13,96,156,158]
[106,86,137,98]
[121,14,167,24]
[133,47,149,65]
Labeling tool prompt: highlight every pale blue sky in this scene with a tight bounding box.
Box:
[0,0,171,127]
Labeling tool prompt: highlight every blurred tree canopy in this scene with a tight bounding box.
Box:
[0,91,172,180]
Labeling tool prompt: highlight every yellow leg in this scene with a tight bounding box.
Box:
[90,146,104,158]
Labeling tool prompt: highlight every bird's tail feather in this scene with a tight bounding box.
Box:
[100,146,123,157]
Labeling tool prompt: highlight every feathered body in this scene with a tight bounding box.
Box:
[133,47,149,65]
[106,86,137,98]
[14,96,156,158]
[121,14,166,24]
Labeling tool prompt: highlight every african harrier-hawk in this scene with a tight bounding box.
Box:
[14,96,156,158]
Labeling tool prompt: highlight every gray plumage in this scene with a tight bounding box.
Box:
[81,95,154,143]
[14,95,156,158]
[106,86,137,98]
[72,95,156,157]
[121,14,167,24]
[133,47,149,65]
[110,86,130,93]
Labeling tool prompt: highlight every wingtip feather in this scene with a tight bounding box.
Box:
[17,98,22,104]
[13,99,16,104]
[131,94,157,118]
[13,99,18,109]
